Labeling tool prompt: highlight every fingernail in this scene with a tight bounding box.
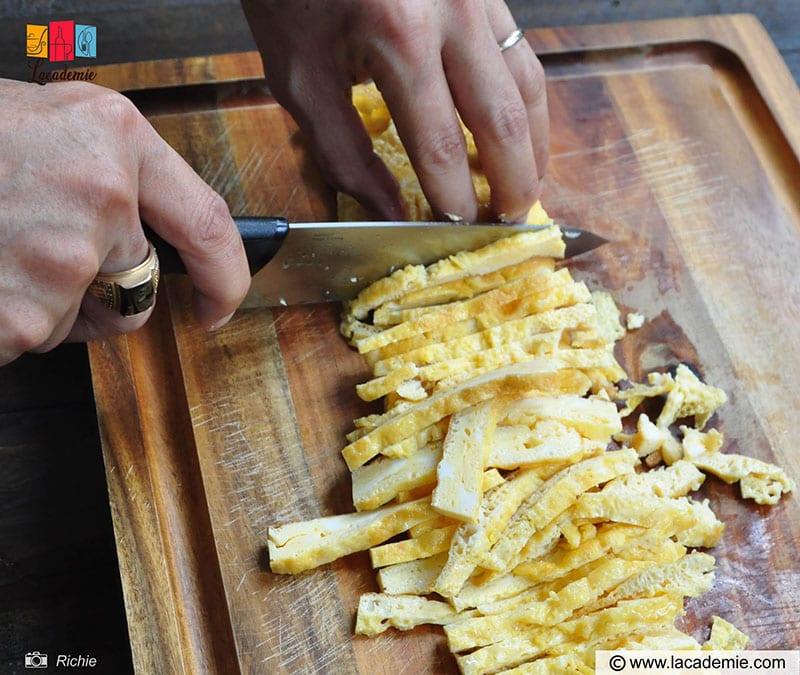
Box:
[209,311,236,331]
[498,209,532,224]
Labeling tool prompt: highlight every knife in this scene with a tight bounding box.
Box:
[145,217,606,308]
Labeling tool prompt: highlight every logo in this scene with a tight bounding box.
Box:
[24,651,48,669]
[25,25,48,59]
[49,20,74,61]
[76,25,97,58]
[25,19,98,84]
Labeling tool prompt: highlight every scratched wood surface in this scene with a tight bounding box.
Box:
[87,16,800,674]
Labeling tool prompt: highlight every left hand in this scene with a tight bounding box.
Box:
[241,0,549,223]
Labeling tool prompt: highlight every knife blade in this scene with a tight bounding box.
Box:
[146,217,606,308]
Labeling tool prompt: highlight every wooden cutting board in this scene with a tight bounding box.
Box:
[88,15,800,674]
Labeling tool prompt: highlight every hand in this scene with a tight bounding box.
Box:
[242,0,548,222]
[0,79,250,366]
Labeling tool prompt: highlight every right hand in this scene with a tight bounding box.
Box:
[0,79,251,366]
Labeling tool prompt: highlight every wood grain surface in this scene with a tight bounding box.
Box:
[87,15,800,674]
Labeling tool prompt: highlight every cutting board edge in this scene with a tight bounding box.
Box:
[89,292,241,675]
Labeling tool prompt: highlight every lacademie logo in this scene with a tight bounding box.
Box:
[26,20,98,84]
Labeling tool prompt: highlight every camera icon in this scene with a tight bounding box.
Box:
[24,651,48,668]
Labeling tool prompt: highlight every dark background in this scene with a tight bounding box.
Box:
[1,2,799,83]
[1,1,798,673]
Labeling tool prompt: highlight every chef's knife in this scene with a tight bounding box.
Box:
[146,217,606,308]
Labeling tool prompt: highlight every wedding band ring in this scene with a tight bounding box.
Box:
[498,28,525,52]
[88,241,160,316]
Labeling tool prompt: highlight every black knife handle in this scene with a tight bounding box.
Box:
[142,216,289,276]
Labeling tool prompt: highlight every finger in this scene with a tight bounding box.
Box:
[242,0,404,220]
[0,295,68,365]
[1,222,151,355]
[69,237,157,343]
[135,123,250,330]
[363,13,479,221]
[92,197,151,276]
[0,250,151,361]
[373,69,479,221]
[488,1,549,189]
[70,211,158,341]
[275,73,407,221]
[372,62,481,221]
[441,12,539,222]
[68,292,153,343]
[30,299,82,353]
[504,45,549,188]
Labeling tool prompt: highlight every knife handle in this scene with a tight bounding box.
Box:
[142,216,289,276]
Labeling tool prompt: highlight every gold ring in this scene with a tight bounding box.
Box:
[498,28,525,52]
[88,241,160,316]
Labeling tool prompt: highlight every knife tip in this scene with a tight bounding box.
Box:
[561,226,609,258]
